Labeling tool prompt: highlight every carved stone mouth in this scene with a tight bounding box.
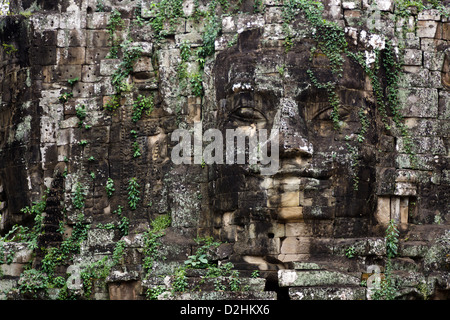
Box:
[272,166,333,180]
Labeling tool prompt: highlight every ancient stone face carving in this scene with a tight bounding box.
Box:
[0,0,448,301]
[209,28,380,264]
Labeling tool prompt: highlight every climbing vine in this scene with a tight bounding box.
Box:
[2,0,438,301]
[283,0,348,131]
[132,94,154,123]
[279,0,420,189]
[372,219,400,300]
[147,0,185,41]
[395,0,449,18]
[142,214,172,285]
[348,46,417,166]
[106,9,124,59]
[0,190,48,255]
[127,177,141,210]
[111,41,143,95]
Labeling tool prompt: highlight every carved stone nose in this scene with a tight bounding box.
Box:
[277,98,313,157]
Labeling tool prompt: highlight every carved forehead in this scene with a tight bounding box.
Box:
[214,36,367,102]
[213,31,335,99]
[214,29,285,97]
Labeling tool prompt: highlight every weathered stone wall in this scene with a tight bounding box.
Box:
[0,0,449,300]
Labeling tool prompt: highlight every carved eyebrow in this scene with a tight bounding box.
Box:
[231,82,254,93]
[311,104,351,120]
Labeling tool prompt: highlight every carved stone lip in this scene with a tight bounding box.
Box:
[272,167,332,180]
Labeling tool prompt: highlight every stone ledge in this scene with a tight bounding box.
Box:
[289,286,366,300]
[278,269,360,287]
[159,290,277,300]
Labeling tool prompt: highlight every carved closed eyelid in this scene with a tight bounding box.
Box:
[229,107,267,122]
[313,106,351,120]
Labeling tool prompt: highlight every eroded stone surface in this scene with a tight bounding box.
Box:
[0,0,449,300]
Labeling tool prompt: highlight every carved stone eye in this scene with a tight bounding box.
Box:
[313,106,350,121]
[229,107,267,123]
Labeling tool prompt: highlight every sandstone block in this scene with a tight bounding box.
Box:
[417,20,438,38]
[438,91,450,119]
[263,23,285,40]
[32,30,57,47]
[366,238,387,256]
[397,136,446,155]
[57,29,87,47]
[130,42,153,56]
[264,6,283,24]
[273,223,285,238]
[278,269,360,287]
[87,12,110,29]
[238,191,267,209]
[0,263,25,277]
[264,0,282,5]
[421,38,446,52]
[423,51,445,71]
[163,18,186,34]
[215,34,235,51]
[303,206,334,220]
[60,11,86,29]
[186,19,206,34]
[182,0,195,16]
[100,59,121,76]
[280,237,310,254]
[289,287,366,300]
[400,32,420,49]
[187,100,201,123]
[175,33,203,47]
[278,207,303,221]
[291,262,322,270]
[376,0,393,11]
[396,16,415,33]
[398,68,442,89]
[443,22,450,40]
[394,182,417,196]
[403,49,422,66]
[72,82,95,98]
[375,196,390,224]
[396,154,434,170]
[53,65,83,82]
[0,279,18,299]
[285,222,309,237]
[108,280,140,300]
[325,0,343,21]
[236,14,265,33]
[86,47,111,64]
[57,47,86,65]
[342,0,360,10]
[56,128,73,146]
[82,65,100,83]
[418,9,442,21]
[133,56,154,73]
[86,30,110,47]
[31,46,57,66]
[31,14,60,30]
[60,116,80,129]
[40,100,64,119]
[268,191,300,207]
[84,228,115,250]
[343,10,362,27]
[398,87,438,118]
